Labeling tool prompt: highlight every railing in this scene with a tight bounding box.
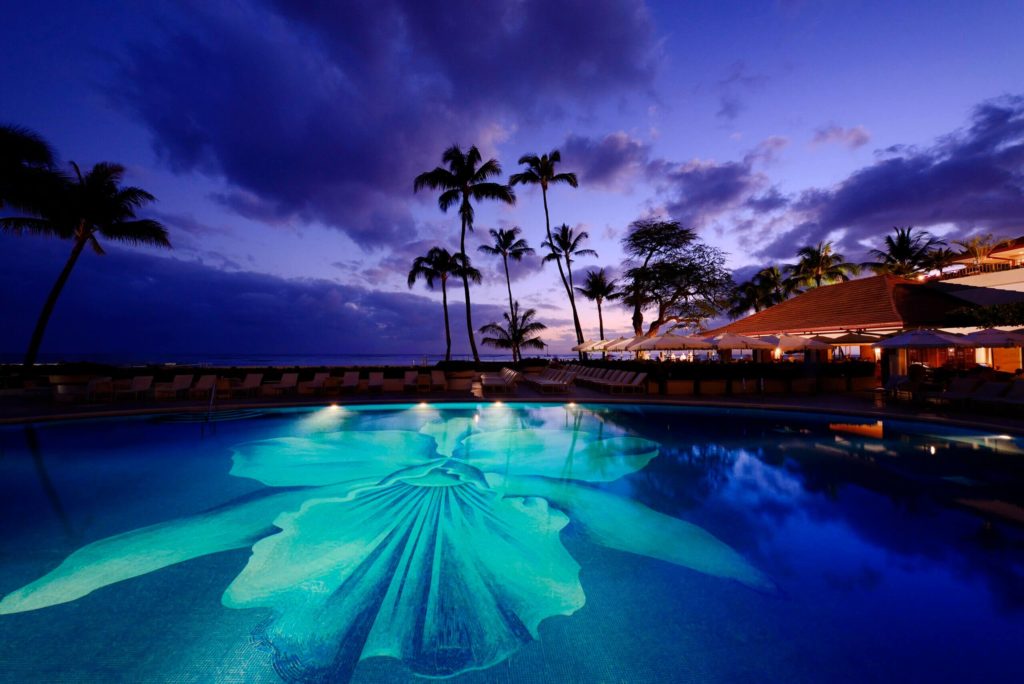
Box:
[929,261,1021,281]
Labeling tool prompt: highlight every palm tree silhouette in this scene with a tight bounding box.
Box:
[414,146,515,363]
[0,124,57,211]
[574,268,619,340]
[866,227,943,276]
[480,302,547,363]
[788,241,859,288]
[543,225,597,346]
[478,227,534,330]
[509,150,583,343]
[730,265,798,317]
[2,161,170,367]
[408,247,480,362]
[954,233,1009,267]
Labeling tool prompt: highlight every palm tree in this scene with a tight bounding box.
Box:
[408,247,480,362]
[866,226,944,276]
[542,224,597,346]
[414,145,515,363]
[921,247,960,276]
[574,268,619,340]
[508,150,582,342]
[954,233,1009,266]
[479,302,547,363]
[754,265,799,303]
[478,227,534,327]
[788,240,860,288]
[1,162,170,368]
[0,124,56,211]
[728,279,763,318]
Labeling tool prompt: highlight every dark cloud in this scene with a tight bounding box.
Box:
[714,61,768,122]
[561,132,651,189]
[812,124,871,149]
[111,1,659,247]
[0,236,509,359]
[758,94,1024,259]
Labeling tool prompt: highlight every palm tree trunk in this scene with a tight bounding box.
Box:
[23,232,88,368]
[459,215,480,363]
[502,254,519,363]
[564,258,585,357]
[597,298,605,339]
[541,188,583,344]
[441,277,452,362]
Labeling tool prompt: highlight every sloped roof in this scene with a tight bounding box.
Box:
[709,275,968,336]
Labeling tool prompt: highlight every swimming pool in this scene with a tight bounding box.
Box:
[1,402,1022,682]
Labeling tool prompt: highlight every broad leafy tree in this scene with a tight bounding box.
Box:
[1,162,170,367]
[480,302,546,363]
[508,150,582,342]
[478,227,534,329]
[788,240,860,288]
[574,268,619,340]
[620,219,698,334]
[414,145,515,363]
[866,226,944,276]
[408,247,480,362]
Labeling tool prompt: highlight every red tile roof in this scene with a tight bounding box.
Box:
[708,275,968,336]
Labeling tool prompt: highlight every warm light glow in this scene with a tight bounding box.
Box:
[773,347,782,360]
[873,348,882,361]
[929,445,936,455]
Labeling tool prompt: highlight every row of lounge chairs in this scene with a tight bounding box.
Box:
[926,377,1024,410]
[519,367,576,394]
[480,368,520,394]
[572,366,648,394]
[51,370,452,402]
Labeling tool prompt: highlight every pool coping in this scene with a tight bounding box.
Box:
[3,394,1024,437]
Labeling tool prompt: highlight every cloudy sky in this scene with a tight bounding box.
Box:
[2,0,1023,360]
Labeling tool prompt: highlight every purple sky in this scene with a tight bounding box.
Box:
[2,1,1023,359]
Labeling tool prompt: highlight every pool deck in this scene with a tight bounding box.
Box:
[3,383,1023,435]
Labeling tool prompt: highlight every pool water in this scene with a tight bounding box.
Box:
[0,403,1022,682]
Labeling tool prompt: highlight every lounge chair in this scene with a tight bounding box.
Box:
[114,375,154,400]
[261,372,299,397]
[340,371,360,393]
[966,381,1011,408]
[368,371,384,392]
[993,381,1024,408]
[430,370,448,391]
[189,374,218,399]
[85,376,113,402]
[481,368,518,394]
[521,367,574,394]
[154,374,194,400]
[927,376,981,404]
[609,372,648,394]
[297,372,330,396]
[403,371,421,393]
[229,373,264,398]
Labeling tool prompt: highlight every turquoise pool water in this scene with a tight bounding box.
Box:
[0,403,1022,682]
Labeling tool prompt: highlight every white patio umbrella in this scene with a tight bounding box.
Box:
[759,334,830,352]
[963,328,1024,348]
[633,332,714,351]
[572,339,609,352]
[604,336,646,352]
[706,333,776,350]
[874,329,974,349]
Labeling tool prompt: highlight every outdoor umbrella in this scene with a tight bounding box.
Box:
[873,329,974,349]
[827,332,883,345]
[963,328,1024,348]
[759,334,830,352]
[706,333,776,350]
[604,336,647,352]
[633,332,714,351]
[573,339,607,352]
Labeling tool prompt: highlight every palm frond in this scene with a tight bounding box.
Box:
[0,216,72,239]
[99,219,171,248]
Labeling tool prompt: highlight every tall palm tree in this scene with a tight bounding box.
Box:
[1,162,170,368]
[508,150,582,342]
[921,247,960,276]
[755,265,799,304]
[574,268,619,340]
[414,145,515,363]
[542,224,597,346]
[478,227,534,327]
[954,233,1009,266]
[0,124,56,211]
[480,302,546,363]
[408,247,480,362]
[866,226,944,276]
[788,240,860,288]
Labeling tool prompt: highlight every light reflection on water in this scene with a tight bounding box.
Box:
[0,403,1022,683]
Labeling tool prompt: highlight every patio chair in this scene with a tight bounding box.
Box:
[609,372,648,394]
[261,372,299,397]
[114,376,154,400]
[188,374,218,399]
[927,376,981,404]
[230,373,264,398]
[368,371,384,392]
[966,381,1011,408]
[297,372,330,395]
[993,380,1024,407]
[403,371,421,393]
[430,370,448,391]
[154,374,194,400]
[85,376,114,402]
[340,371,360,393]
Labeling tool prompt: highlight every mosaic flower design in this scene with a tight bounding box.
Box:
[0,408,774,682]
